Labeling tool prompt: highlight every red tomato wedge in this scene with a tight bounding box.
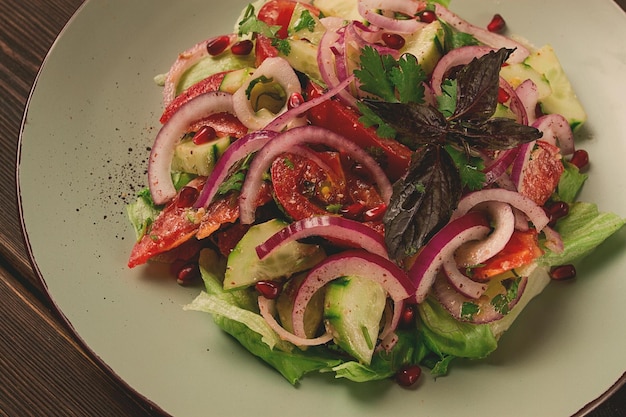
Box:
[257,0,320,39]
[471,229,544,280]
[304,80,412,182]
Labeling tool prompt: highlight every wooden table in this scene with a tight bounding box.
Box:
[1,0,625,415]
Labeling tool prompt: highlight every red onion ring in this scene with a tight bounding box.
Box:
[193,130,279,209]
[482,147,519,187]
[257,296,333,346]
[454,201,515,268]
[162,35,236,107]
[291,249,414,338]
[515,79,539,126]
[239,125,393,224]
[452,188,550,232]
[430,45,496,96]
[499,76,527,125]
[255,215,389,260]
[532,114,575,156]
[442,256,488,300]
[408,211,490,303]
[434,4,529,63]
[357,0,427,33]
[148,91,235,205]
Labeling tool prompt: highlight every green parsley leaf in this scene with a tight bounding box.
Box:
[388,53,426,104]
[444,145,486,191]
[354,46,399,102]
[437,79,457,118]
[238,4,281,38]
[272,38,291,56]
[460,302,480,321]
[293,9,316,33]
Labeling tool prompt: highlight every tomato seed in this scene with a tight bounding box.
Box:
[206,35,231,56]
[550,264,577,281]
[382,33,406,50]
[487,13,506,33]
[396,365,422,387]
[193,125,217,145]
[418,10,437,23]
[569,149,589,170]
[255,280,283,299]
[231,39,253,56]
[176,186,200,208]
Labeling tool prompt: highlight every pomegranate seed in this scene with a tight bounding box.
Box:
[381,33,406,50]
[192,125,217,145]
[569,149,589,170]
[497,87,510,104]
[399,304,416,328]
[363,203,387,222]
[176,186,199,208]
[173,262,200,285]
[396,365,422,387]
[544,201,569,226]
[417,10,437,23]
[550,264,577,281]
[255,280,283,299]
[487,13,506,33]
[230,39,253,56]
[287,92,305,110]
[206,35,231,56]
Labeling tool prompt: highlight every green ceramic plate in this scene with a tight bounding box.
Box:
[18,0,626,416]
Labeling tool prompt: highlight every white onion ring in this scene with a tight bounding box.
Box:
[232,57,301,130]
[257,296,333,346]
[442,257,488,300]
[239,125,393,224]
[148,91,235,205]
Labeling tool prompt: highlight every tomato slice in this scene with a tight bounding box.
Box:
[254,34,279,67]
[270,150,385,225]
[304,80,412,182]
[128,179,206,268]
[471,229,544,280]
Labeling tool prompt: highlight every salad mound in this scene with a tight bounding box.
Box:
[126,0,625,386]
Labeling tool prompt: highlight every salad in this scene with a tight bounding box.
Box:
[126,0,624,386]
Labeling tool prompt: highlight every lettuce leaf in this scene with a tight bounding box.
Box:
[556,161,588,203]
[541,202,625,266]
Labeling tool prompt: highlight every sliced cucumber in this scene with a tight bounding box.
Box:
[279,39,325,87]
[499,62,552,101]
[323,275,386,364]
[224,219,326,290]
[171,135,231,176]
[288,3,325,45]
[219,67,254,94]
[275,272,325,338]
[524,45,587,130]
[177,51,255,95]
[312,0,362,22]
[400,20,444,75]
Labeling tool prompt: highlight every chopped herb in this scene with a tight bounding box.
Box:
[435,20,479,54]
[325,203,342,213]
[273,38,291,56]
[293,9,316,32]
[461,301,480,320]
[238,4,281,37]
[490,276,522,315]
[283,157,295,169]
[217,154,254,196]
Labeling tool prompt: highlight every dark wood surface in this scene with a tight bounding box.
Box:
[1,0,625,416]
